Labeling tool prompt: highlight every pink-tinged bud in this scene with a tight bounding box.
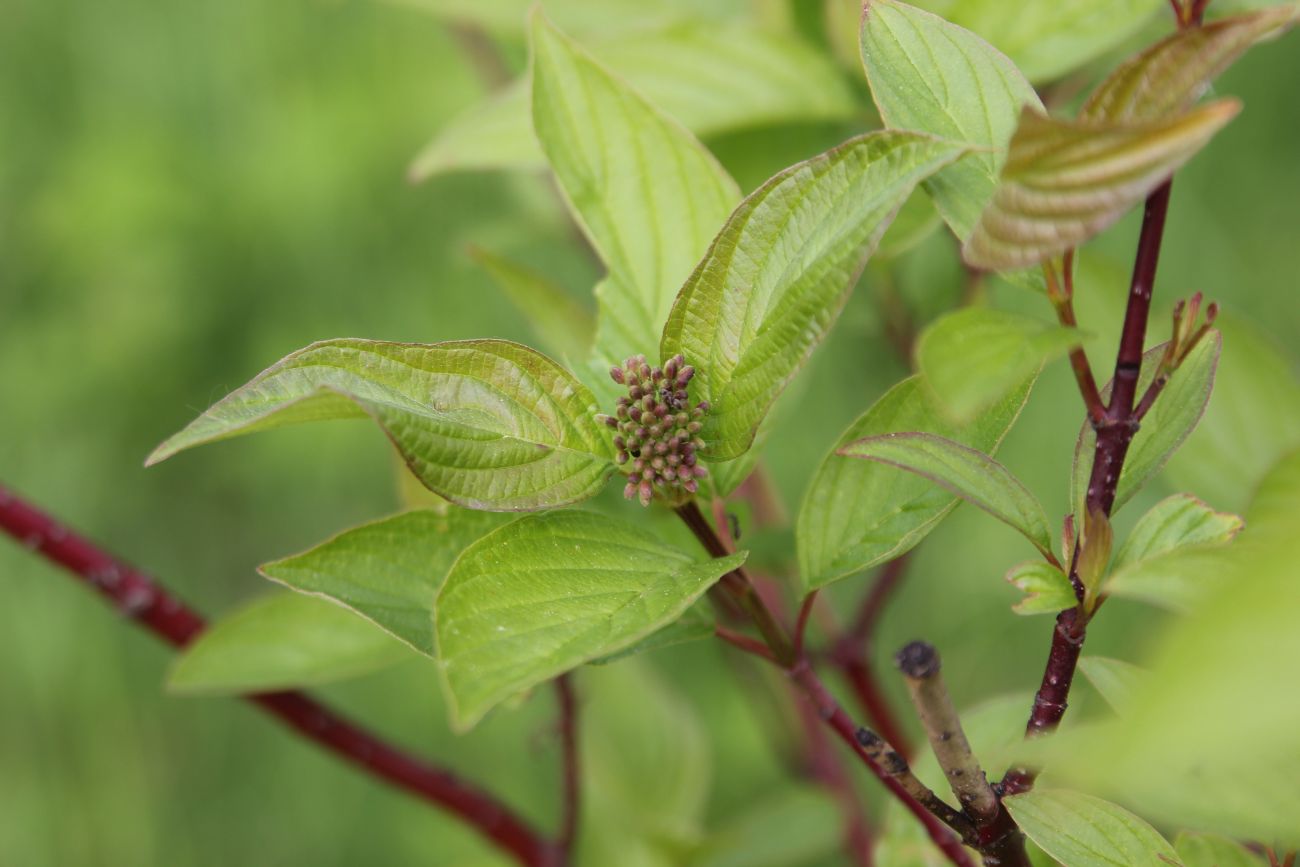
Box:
[693,464,709,478]
[651,456,665,470]
[623,481,637,500]
[642,468,655,482]
[1206,302,1219,323]
[675,411,689,425]
[613,435,625,450]
[687,421,702,433]
[629,384,644,399]
[631,459,645,473]
[610,366,625,384]
[651,367,663,381]
[654,404,669,418]
[628,406,642,422]
[676,366,694,385]
[662,467,677,480]
[602,416,619,429]
[693,437,706,450]
[664,356,679,379]
[666,453,680,467]
[648,424,662,437]
[683,479,698,494]
[638,480,653,506]
[654,442,668,455]
[634,427,648,439]
[615,452,628,465]
[616,405,629,421]
[642,395,656,411]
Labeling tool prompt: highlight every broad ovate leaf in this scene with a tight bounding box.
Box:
[838,432,1056,562]
[531,13,739,368]
[1080,3,1300,123]
[1071,334,1221,518]
[1007,561,1076,615]
[259,508,506,656]
[1017,454,1300,846]
[1174,833,1267,867]
[1077,656,1146,715]
[860,0,1041,240]
[963,101,1240,270]
[167,593,414,695]
[468,245,594,361]
[798,374,1031,592]
[916,307,1082,422]
[913,0,1164,84]
[412,21,857,180]
[147,339,616,512]
[434,509,745,729]
[1004,789,1177,867]
[662,131,966,462]
[1113,493,1243,570]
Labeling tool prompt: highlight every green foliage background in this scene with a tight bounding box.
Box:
[2,0,1297,863]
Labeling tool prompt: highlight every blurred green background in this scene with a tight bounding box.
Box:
[2,0,1297,864]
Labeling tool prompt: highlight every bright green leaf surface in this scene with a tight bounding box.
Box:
[581,659,712,849]
[917,307,1082,422]
[1007,561,1076,615]
[168,593,414,695]
[1080,4,1300,122]
[798,375,1031,591]
[860,0,1041,240]
[839,432,1056,561]
[435,510,745,729]
[1017,453,1300,846]
[1072,333,1221,518]
[468,246,593,361]
[690,786,842,867]
[259,508,506,655]
[662,131,966,462]
[1078,656,1146,715]
[590,602,715,665]
[1112,493,1243,571]
[147,339,616,512]
[913,0,1164,83]
[1163,315,1300,512]
[964,102,1240,270]
[531,14,740,370]
[1004,789,1177,867]
[1174,833,1266,867]
[412,22,858,180]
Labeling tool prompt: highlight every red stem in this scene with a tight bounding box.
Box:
[829,557,916,759]
[554,675,580,863]
[1004,180,1175,795]
[0,484,557,867]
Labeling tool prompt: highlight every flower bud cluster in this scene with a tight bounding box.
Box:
[595,354,708,506]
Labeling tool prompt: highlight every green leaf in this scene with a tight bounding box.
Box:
[1071,333,1221,518]
[797,374,1031,592]
[468,246,593,361]
[1080,4,1300,123]
[662,131,966,462]
[1007,561,1076,615]
[147,339,616,512]
[531,14,740,370]
[838,432,1056,562]
[1112,493,1243,571]
[1077,507,1114,613]
[581,658,712,848]
[434,509,745,729]
[1003,789,1177,867]
[689,786,842,867]
[1174,832,1267,867]
[411,21,858,179]
[590,602,715,665]
[912,0,1165,84]
[1163,314,1300,513]
[1078,656,1146,715]
[963,101,1240,270]
[167,593,414,695]
[259,508,506,656]
[1017,454,1300,846]
[916,307,1082,422]
[860,0,1042,240]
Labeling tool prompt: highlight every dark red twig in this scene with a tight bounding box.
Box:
[0,484,557,867]
[554,675,580,864]
[1004,180,1176,796]
[794,590,819,659]
[675,502,975,867]
[829,557,916,760]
